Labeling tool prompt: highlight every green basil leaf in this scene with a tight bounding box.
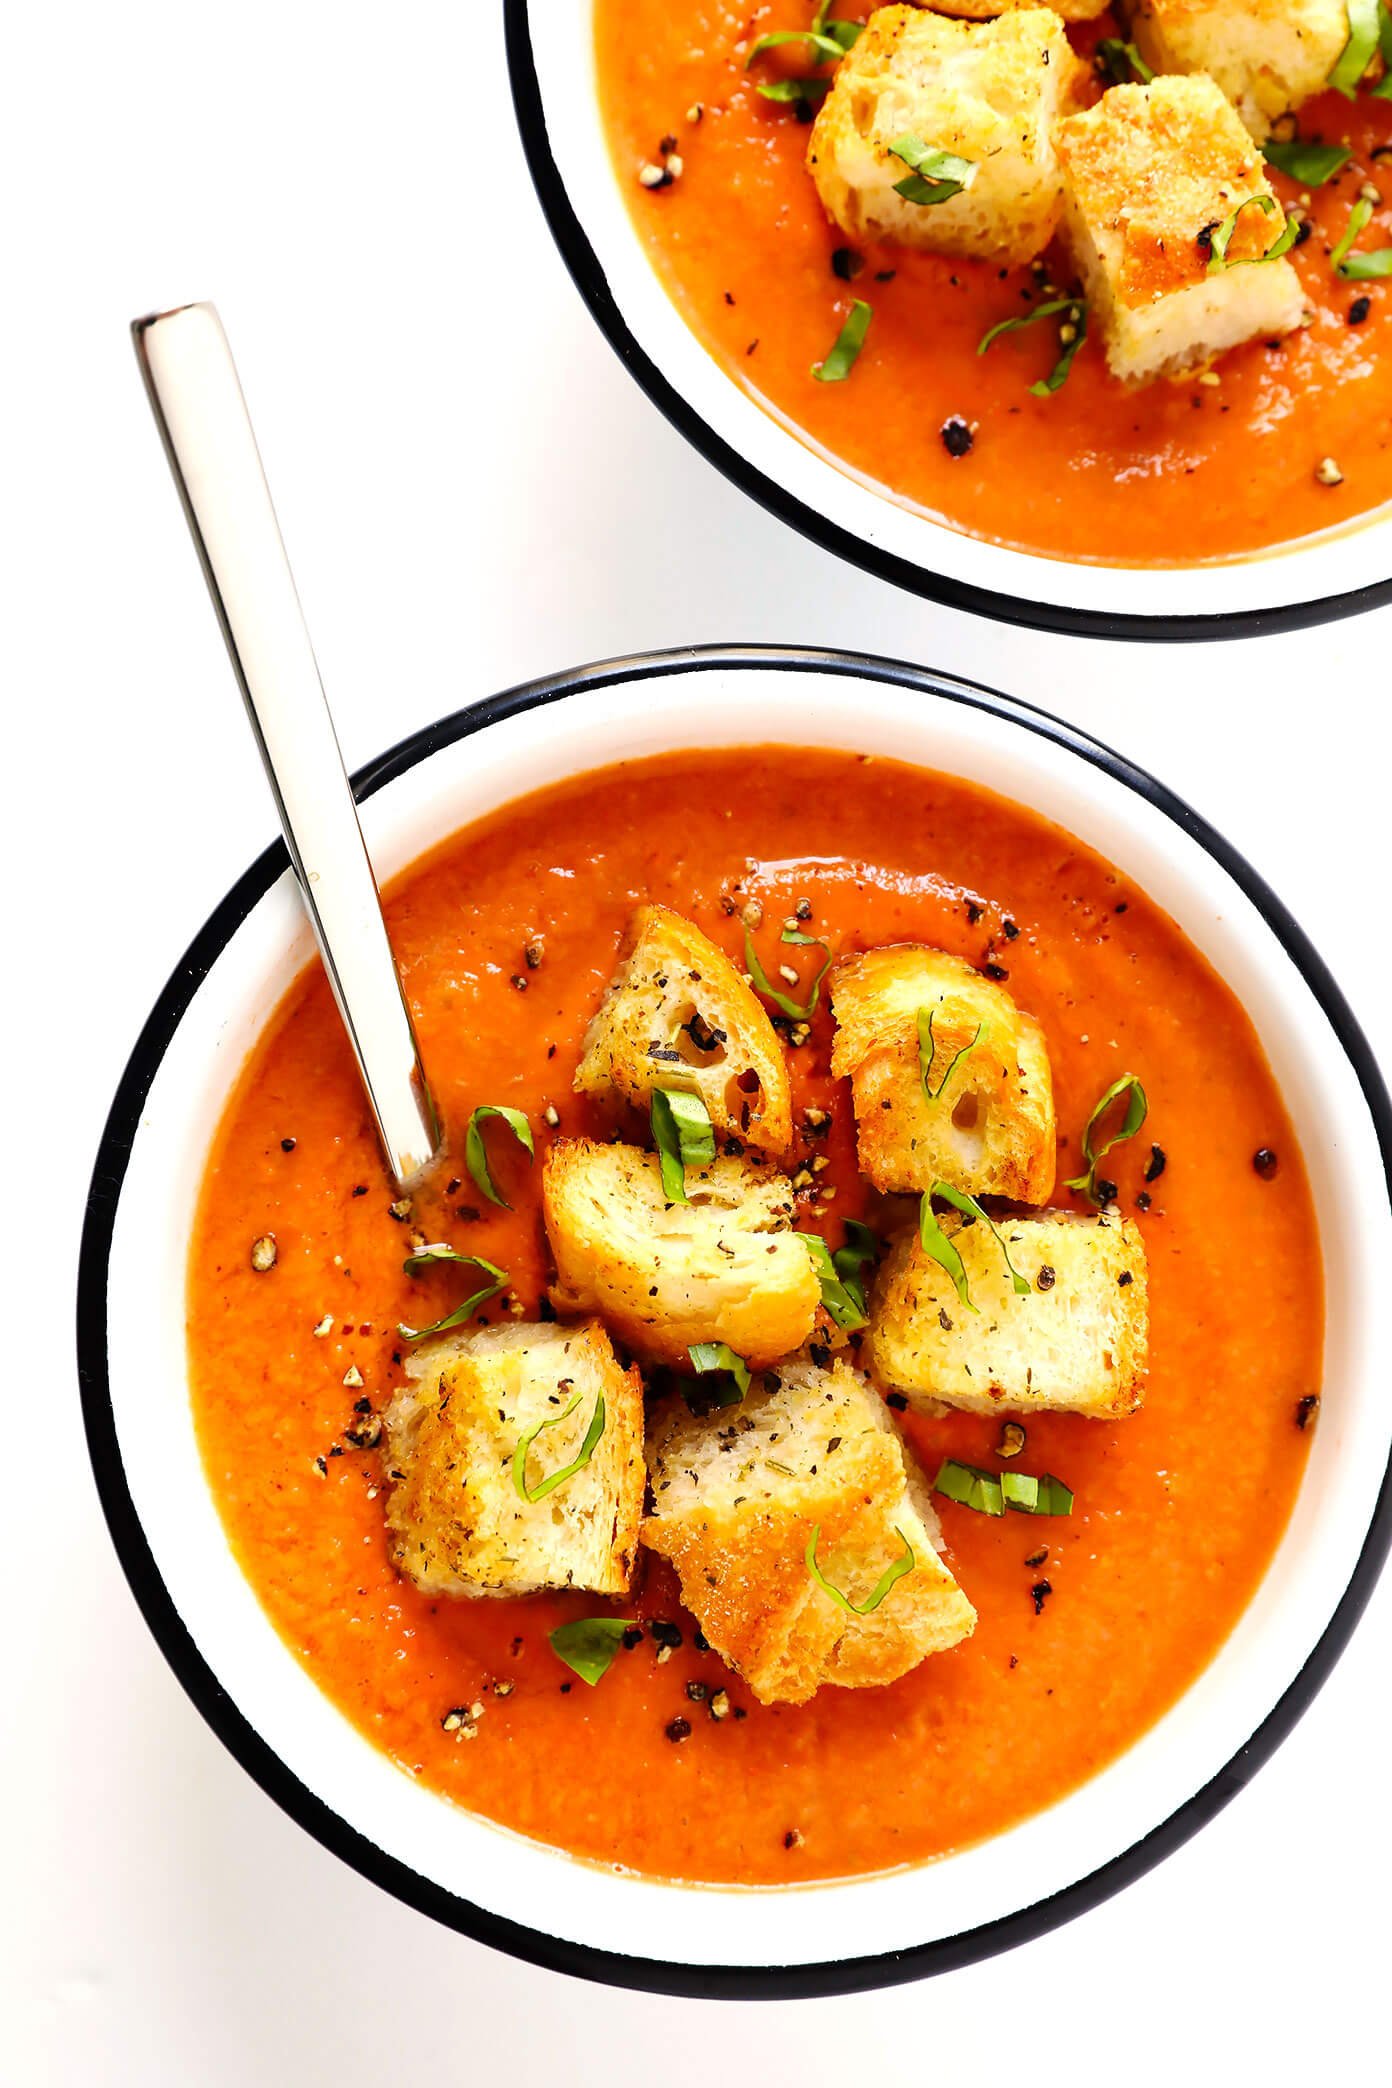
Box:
[917,1005,989,1100]
[930,1181,1031,1298]
[806,1523,916,1614]
[1375,0,1392,91]
[464,1104,534,1210]
[1262,137,1352,185]
[743,924,833,1015]
[757,75,829,104]
[687,1341,752,1402]
[650,1088,716,1204]
[888,134,976,205]
[795,1231,868,1331]
[1334,193,1392,272]
[513,1391,606,1503]
[1331,0,1380,95]
[1332,194,1373,269]
[978,296,1087,393]
[934,1458,1005,1517]
[919,1193,978,1313]
[1001,1470,1074,1517]
[1064,1073,1148,1204]
[978,297,1080,356]
[1205,194,1295,273]
[397,1247,509,1342]
[833,1218,882,1289]
[1094,38,1154,86]
[811,298,872,381]
[747,27,850,67]
[549,1616,632,1687]
[1032,302,1089,393]
[812,0,863,47]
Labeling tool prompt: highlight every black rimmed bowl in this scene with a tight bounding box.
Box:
[506,2,1392,641]
[78,648,1392,1996]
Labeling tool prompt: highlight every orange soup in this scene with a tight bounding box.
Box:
[188,749,1319,1885]
[594,2,1392,565]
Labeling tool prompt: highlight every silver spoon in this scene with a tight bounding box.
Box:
[132,301,441,1190]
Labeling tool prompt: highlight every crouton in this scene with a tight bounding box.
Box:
[542,1139,820,1368]
[807,6,1087,267]
[1054,75,1304,384]
[828,944,1055,1202]
[643,1356,976,1705]
[1127,0,1349,143]
[574,904,792,1157]
[382,1319,644,1599]
[867,1204,1149,1417]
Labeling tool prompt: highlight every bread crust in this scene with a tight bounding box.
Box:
[829,943,1055,1201]
[643,1357,976,1704]
[808,5,1087,267]
[1126,0,1349,142]
[542,1138,820,1368]
[1054,75,1304,382]
[867,1204,1149,1416]
[573,903,793,1156]
[383,1319,645,1598]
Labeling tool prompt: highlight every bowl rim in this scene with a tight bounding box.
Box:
[504,0,1392,646]
[76,643,1392,1998]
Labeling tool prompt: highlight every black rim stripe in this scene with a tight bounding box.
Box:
[503,0,1392,644]
[77,646,1392,1998]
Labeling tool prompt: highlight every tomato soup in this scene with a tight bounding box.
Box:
[594,1,1392,565]
[187,749,1319,1885]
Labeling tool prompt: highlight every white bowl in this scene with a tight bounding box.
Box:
[506,3,1392,641]
[78,649,1392,1995]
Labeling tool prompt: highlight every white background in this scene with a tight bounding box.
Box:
[4,3,1389,2081]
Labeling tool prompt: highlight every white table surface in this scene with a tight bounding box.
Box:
[6,3,1389,2080]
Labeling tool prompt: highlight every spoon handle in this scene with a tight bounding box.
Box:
[133,301,441,1189]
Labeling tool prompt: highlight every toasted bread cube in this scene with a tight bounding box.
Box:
[914,0,1110,18]
[1054,76,1304,384]
[543,1139,819,1368]
[643,1357,976,1705]
[829,944,1055,1202]
[574,904,792,1157]
[382,1319,644,1599]
[808,7,1087,267]
[1128,0,1349,142]
[867,1205,1149,1417]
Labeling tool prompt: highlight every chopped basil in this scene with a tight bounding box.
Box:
[1001,1470,1074,1517]
[936,1459,1072,1517]
[397,1246,508,1342]
[1377,0,1392,95]
[811,299,872,381]
[833,1218,882,1292]
[888,134,976,206]
[747,27,852,67]
[757,76,829,106]
[687,1341,752,1402]
[795,1230,869,1331]
[806,1523,915,1614]
[920,1181,1030,1311]
[1333,195,1392,273]
[1262,137,1352,185]
[978,297,1087,394]
[1331,0,1380,96]
[1205,194,1299,274]
[934,1458,1005,1517]
[744,923,833,1015]
[1065,1074,1148,1204]
[650,1088,716,1203]
[464,1104,534,1210]
[812,0,862,48]
[1094,38,1154,86]
[513,1392,607,1503]
[918,1004,989,1101]
[549,1615,632,1687]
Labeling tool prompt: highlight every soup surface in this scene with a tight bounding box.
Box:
[594,2,1392,565]
[188,747,1319,1885]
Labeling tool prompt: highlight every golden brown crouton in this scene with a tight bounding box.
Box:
[573,904,792,1156]
[1054,76,1304,383]
[808,6,1087,266]
[542,1139,820,1368]
[643,1356,976,1705]
[867,1204,1149,1417]
[382,1319,644,1598]
[916,0,1110,17]
[829,944,1055,1202]
[1127,0,1349,142]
